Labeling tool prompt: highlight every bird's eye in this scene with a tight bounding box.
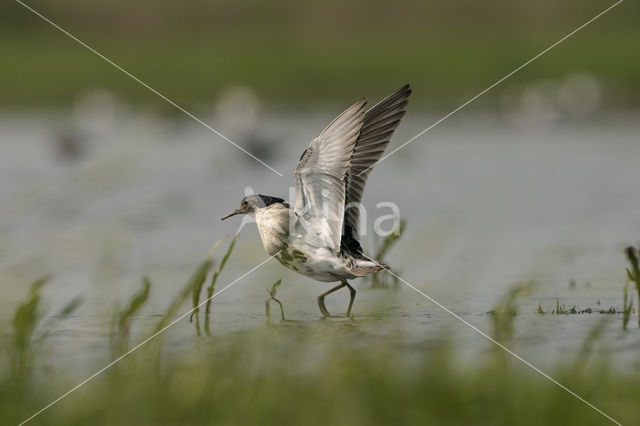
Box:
[241,200,248,206]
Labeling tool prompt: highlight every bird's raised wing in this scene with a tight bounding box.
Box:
[294,99,367,251]
[341,85,411,255]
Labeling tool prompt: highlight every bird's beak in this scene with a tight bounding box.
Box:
[221,209,240,221]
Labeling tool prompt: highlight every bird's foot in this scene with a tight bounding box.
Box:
[320,313,354,321]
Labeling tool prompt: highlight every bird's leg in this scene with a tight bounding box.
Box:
[317,282,346,318]
[345,280,356,318]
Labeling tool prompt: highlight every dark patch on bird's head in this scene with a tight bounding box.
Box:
[221,194,286,220]
[252,194,286,207]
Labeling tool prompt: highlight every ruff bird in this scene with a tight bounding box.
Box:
[222,85,411,317]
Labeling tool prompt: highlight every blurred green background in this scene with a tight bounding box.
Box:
[1,0,638,107]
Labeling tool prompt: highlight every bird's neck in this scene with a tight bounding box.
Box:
[255,204,290,255]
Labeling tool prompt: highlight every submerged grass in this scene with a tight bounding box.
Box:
[369,219,406,289]
[624,245,640,327]
[9,276,50,379]
[622,281,634,330]
[189,238,225,327]
[265,279,285,323]
[204,236,237,335]
[488,283,532,349]
[153,260,211,336]
[8,275,82,380]
[187,260,213,337]
[534,246,640,329]
[110,277,151,358]
[535,298,613,315]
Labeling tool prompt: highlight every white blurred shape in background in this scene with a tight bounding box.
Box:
[557,72,602,119]
[502,72,602,129]
[214,86,260,135]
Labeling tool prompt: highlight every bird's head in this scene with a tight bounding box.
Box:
[221,194,285,220]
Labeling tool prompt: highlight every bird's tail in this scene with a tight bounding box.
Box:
[348,258,388,277]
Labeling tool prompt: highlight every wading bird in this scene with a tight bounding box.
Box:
[222,85,411,317]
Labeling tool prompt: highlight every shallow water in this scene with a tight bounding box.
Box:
[1,107,640,375]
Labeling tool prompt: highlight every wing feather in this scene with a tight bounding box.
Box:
[342,85,411,255]
[294,99,367,251]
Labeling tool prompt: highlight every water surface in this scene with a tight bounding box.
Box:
[1,108,639,374]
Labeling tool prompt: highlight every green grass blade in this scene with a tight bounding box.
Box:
[374,219,406,261]
[10,275,51,377]
[622,281,633,330]
[112,277,151,357]
[56,296,83,319]
[265,279,285,323]
[205,235,237,334]
[624,246,640,325]
[190,237,227,330]
[154,259,212,335]
[119,278,151,328]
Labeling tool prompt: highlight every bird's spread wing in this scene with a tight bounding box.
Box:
[342,85,411,255]
[294,99,367,251]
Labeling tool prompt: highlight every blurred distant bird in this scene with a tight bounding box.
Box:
[55,130,85,160]
[222,85,411,317]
